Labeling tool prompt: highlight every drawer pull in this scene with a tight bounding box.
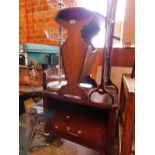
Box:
[66,127,82,137]
[78,130,82,134]
[44,132,50,136]
[66,115,70,119]
[55,125,58,129]
[66,127,70,131]
[68,131,79,137]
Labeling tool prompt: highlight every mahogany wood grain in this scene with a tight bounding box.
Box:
[56,8,93,99]
[42,88,118,154]
[106,108,118,155]
[42,90,118,110]
[91,47,135,79]
[50,115,106,152]
[111,48,135,67]
[55,7,104,100]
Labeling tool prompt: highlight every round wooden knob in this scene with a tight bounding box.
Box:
[66,127,70,131]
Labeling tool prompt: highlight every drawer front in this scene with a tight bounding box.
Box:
[50,116,106,146]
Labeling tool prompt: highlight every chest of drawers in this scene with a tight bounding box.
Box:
[43,90,118,154]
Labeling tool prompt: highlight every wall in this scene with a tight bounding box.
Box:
[19,0,77,45]
[19,0,135,46]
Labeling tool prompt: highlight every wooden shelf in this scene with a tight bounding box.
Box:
[42,89,118,110]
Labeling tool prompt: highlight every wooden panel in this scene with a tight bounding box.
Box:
[111,48,135,67]
[91,47,135,79]
[50,108,107,146]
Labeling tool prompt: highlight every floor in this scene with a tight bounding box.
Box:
[20,136,118,155]
[30,139,101,155]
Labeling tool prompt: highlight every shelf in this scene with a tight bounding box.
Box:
[42,89,118,110]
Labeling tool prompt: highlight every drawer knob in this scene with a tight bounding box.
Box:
[55,125,58,129]
[66,115,70,119]
[66,127,70,131]
[78,130,82,134]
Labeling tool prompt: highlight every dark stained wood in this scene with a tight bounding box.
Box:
[50,108,107,146]
[42,90,118,110]
[56,8,93,99]
[91,47,135,79]
[41,7,119,155]
[42,89,118,154]
[50,129,106,153]
[106,108,118,155]
[55,7,104,100]
[111,48,135,67]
